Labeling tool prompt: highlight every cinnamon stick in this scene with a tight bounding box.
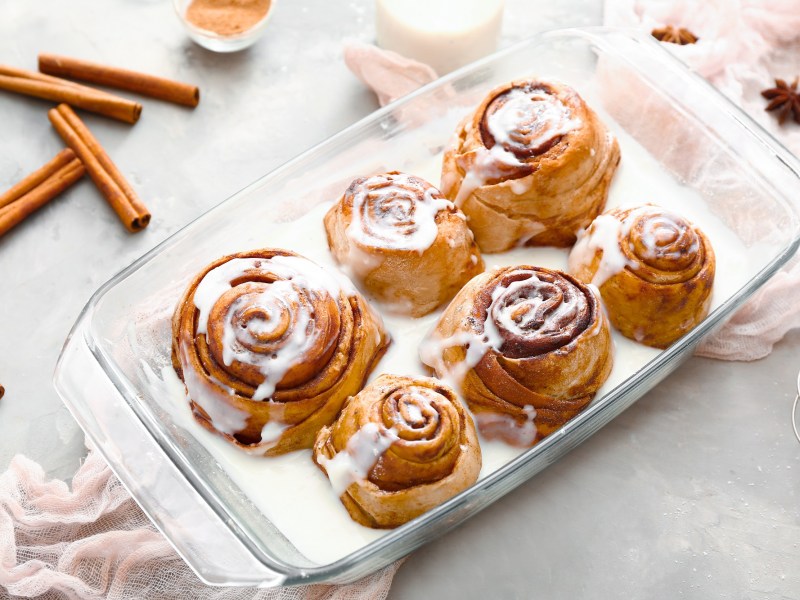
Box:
[0,156,85,238]
[0,148,78,210]
[0,64,105,94]
[0,72,141,124]
[48,104,151,232]
[39,54,200,108]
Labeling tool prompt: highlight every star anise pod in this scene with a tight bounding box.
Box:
[652,25,698,45]
[761,77,800,125]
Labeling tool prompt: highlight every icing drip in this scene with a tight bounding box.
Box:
[319,423,399,496]
[346,172,454,254]
[569,205,702,287]
[453,83,582,206]
[180,345,248,435]
[454,145,527,206]
[474,405,538,446]
[569,214,634,287]
[420,268,594,384]
[261,420,289,444]
[419,330,496,391]
[486,274,576,339]
[482,269,590,358]
[515,221,548,247]
[219,279,314,401]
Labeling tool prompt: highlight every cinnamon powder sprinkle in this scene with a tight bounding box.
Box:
[186,0,271,37]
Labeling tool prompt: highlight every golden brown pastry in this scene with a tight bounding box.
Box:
[440,79,620,252]
[171,249,389,456]
[313,374,481,528]
[324,171,484,317]
[568,204,715,348]
[421,266,612,446]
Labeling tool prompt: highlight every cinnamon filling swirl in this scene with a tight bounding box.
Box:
[479,82,577,159]
[475,268,594,358]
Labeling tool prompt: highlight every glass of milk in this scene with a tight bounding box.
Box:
[376,0,505,75]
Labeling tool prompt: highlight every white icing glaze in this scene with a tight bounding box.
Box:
[318,423,399,496]
[483,271,581,341]
[404,399,424,423]
[515,221,547,246]
[486,88,579,154]
[509,178,533,195]
[473,405,538,447]
[393,385,440,429]
[454,144,525,206]
[261,420,289,444]
[190,254,353,402]
[427,268,599,448]
[179,345,248,435]
[568,213,633,287]
[418,330,492,392]
[346,173,454,254]
[192,258,249,337]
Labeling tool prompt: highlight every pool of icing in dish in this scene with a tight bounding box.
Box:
[145,124,759,566]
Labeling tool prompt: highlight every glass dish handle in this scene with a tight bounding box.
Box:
[54,317,286,586]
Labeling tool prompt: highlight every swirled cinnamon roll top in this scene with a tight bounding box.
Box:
[313,374,481,528]
[440,79,620,252]
[568,204,715,348]
[324,171,484,317]
[171,249,389,456]
[420,266,613,446]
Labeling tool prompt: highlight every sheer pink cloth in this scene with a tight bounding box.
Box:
[343,40,437,107]
[0,449,403,599]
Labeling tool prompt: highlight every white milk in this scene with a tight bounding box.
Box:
[376,0,505,75]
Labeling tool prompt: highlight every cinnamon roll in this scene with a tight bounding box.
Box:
[440,79,620,252]
[421,266,612,446]
[568,204,715,348]
[313,374,481,528]
[324,171,484,317]
[171,249,389,456]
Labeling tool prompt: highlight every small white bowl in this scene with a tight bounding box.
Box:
[174,0,275,53]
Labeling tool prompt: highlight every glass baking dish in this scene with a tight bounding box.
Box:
[54,27,800,587]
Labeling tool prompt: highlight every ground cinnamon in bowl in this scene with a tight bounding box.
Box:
[185,0,272,37]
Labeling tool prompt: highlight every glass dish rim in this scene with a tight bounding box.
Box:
[55,26,800,586]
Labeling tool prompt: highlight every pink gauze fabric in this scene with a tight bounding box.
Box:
[0,449,403,599]
[343,40,438,106]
